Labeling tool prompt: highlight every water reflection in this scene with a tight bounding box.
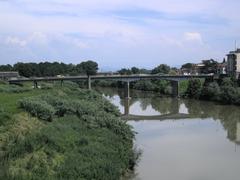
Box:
[96,87,240,180]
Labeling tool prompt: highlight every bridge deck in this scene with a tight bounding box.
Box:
[8,74,214,83]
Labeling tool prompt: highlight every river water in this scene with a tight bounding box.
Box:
[96,88,240,180]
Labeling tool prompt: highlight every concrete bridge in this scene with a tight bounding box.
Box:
[8,74,213,97]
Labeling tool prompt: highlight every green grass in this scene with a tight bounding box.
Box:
[0,82,136,180]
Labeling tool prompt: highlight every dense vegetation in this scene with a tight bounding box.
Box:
[0,82,137,179]
[0,60,98,77]
[185,77,240,105]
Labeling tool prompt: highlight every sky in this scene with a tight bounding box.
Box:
[0,0,240,71]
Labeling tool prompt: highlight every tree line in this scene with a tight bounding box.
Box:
[186,77,240,105]
[0,61,98,77]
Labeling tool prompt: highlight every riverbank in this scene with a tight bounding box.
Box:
[0,82,137,179]
[93,77,240,106]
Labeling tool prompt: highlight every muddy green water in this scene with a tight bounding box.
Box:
[97,88,240,180]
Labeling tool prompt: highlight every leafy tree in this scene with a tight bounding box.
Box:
[181,63,193,69]
[151,64,170,74]
[201,82,221,100]
[0,64,13,71]
[118,68,132,75]
[77,61,98,76]
[220,86,238,104]
[131,67,140,74]
[220,78,234,87]
[186,79,202,99]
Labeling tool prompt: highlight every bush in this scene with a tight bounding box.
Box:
[133,80,156,91]
[220,86,238,104]
[0,85,31,93]
[201,82,221,101]
[19,98,55,121]
[186,79,202,99]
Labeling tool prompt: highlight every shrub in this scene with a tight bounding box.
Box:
[19,98,55,121]
[0,85,31,93]
[201,82,221,101]
[40,95,72,117]
[220,86,238,104]
[186,79,202,99]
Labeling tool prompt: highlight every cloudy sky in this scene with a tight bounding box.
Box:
[0,0,240,70]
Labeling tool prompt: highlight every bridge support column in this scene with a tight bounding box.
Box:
[60,80,63,87]
[88,76,91,90]
[124,81,130,99]
[171,81,179,98]
[33,81,38,89]
[124,98,130,115]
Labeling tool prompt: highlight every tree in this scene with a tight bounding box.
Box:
[131,67,140,74]
[201,82,221,100]
[118,68,132,75]
[186,79,202,99]
[151,64,170,74]
[181,63,193,69]
[78,61,98,76]
[0,64,13,71]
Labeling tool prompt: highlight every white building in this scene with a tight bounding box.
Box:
[227,49,240,78]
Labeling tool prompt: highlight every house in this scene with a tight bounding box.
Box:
[217,62,227,75]
[227,49,240,78]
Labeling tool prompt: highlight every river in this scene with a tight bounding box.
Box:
[96,87,240,180]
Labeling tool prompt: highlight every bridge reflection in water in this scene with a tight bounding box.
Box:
[99,87,240,145]
[121,97,193,121]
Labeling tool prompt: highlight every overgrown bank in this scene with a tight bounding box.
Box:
[93,77,240,106]
[0,82,137,180]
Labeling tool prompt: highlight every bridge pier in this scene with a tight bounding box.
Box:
[124,81,130,99]
[33,81,38,89]
[88,76,91,90]
[124,98,130,115]
[171,81,179,98]
[60,80,63,87]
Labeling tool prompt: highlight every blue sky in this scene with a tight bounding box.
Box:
[0,0,240,70]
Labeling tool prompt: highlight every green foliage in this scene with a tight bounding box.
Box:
[181,63,193,69]
[194,78,240,105]
[151,64,170,74]
[131,67,140,74]
[179,80,189,96]
[19,98,55,121]
[220,86,238,104]
[77,60,98,76]
[1,84,136,180]
[133,80,156,91]
[118,68,132,75]
[201,82,221,101]
[0,85,31,93]
[186,79,202,99]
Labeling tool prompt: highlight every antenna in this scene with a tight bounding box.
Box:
[235,40,237,51]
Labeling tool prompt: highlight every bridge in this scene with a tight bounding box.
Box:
[8,74,213,97]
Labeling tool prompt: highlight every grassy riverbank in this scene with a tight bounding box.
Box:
[0,82,137,180]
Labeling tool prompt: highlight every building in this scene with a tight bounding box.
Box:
[217,62,227,75]
[181,63,206,75]
[227,49,240,78]
[0,71,19,80]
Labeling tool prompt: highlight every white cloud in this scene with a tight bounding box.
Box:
[0,0,239,67]
[5,36,27,47]
[184,32,203,44]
